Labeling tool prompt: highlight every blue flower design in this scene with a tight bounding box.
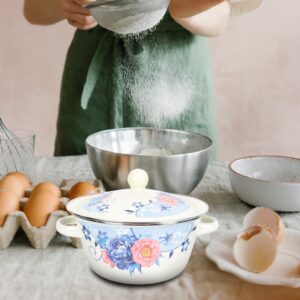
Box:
[124,202,144,214]
[96,234,141,274]
[159,232,173,245]
[125,200,172,215]
[160,204,171,211]
[96,203,109,212]
[82,225,91,242]
[132,202,143,209]
[84,193,112,213]
[105,234,140,273]
[181,238,190,252]
[97,231,109,248]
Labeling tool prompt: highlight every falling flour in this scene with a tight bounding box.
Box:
[128,72,193,127]
[122,42,193,127]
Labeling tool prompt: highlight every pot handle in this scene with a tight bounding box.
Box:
[197,215,219,236]
[56,216,82,239]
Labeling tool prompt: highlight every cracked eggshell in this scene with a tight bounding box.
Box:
[233,225,277,273]
[243,207,285,244]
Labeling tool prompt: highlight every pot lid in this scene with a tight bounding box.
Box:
[67,169,208,225]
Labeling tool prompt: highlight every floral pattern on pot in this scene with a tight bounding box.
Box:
[131,239,161,267]
[84,192,113,212]
[83,192,191,219]
[81,221,197,275]
[125,193,191,219]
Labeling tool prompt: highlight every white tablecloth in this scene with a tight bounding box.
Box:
[0,156,299,300]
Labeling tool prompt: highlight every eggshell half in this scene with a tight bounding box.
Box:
[67,182,97,200]
[23,190,60,227]
[0,175,25,198]
[233,225,277,273]
[243,207,285,244]
[31,182,61,198]
[0,190,20,226]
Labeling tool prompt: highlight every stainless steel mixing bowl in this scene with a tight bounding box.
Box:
[86,128,212,194]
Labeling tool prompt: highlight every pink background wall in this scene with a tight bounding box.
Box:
[1,0,299,160]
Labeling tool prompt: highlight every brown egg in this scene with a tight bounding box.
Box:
[0,190,20,226]
[23,190,60,227]
[5,172,31,190]
[0,175,25,197]
[68,182,98,200]
[31,181,61,198]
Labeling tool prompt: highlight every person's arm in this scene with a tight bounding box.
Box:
[24,0,64,25]
[169,0,231,37]
[23,0,97,30]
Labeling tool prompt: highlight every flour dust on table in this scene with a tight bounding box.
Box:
[122,39,193,127]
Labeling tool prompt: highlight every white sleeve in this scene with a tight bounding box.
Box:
[228,0,265,16]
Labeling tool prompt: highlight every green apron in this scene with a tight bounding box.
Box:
[55,13,217,157]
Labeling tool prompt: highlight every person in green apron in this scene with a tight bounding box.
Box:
[23,0,264,158]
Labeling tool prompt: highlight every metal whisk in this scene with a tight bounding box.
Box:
[0,118,35,177]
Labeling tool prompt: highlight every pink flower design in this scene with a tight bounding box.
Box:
[102,193,113,202]
[101,250,115,268]
[159,195,177,206]
[132,239,160,267]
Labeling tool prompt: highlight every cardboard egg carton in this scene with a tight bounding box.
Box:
[0,178,104,250]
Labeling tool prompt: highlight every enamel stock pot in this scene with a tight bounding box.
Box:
[56,169,219,284]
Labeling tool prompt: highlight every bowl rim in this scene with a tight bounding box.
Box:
[85,127,213,158]
[228,155,300,185]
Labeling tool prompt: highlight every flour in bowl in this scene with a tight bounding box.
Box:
[137,147,174,156]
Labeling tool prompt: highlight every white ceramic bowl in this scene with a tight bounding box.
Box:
[229,156,300,212]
